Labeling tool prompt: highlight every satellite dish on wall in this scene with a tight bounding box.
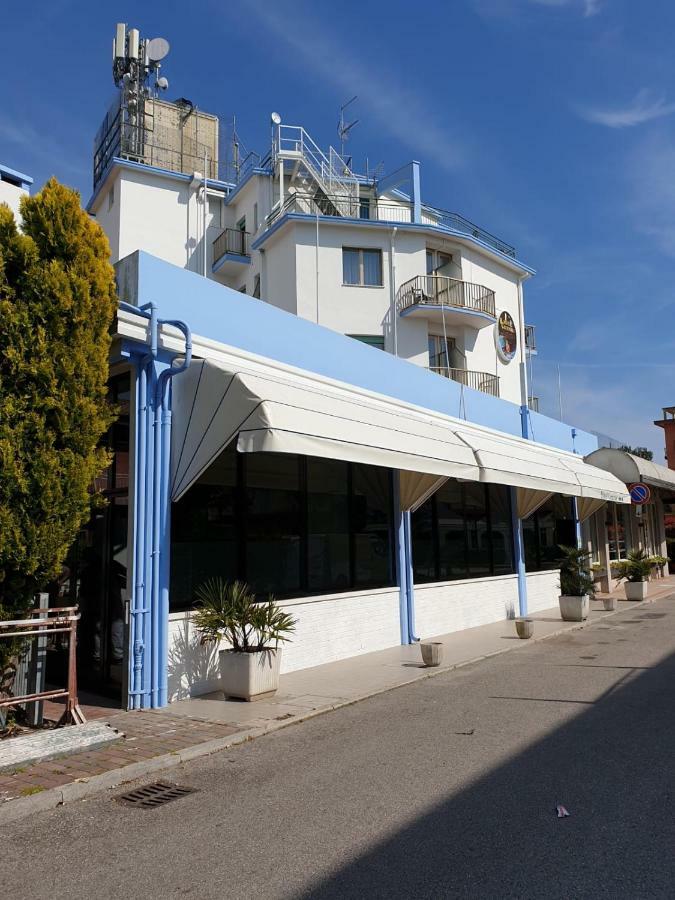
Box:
[147,37,170,62]
[270,111,282,125]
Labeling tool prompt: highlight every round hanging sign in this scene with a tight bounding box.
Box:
[495,311,517,363]
[628,483,651,504]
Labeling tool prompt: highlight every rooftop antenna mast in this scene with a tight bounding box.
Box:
[338,95,359,162]
[112,24,170,161]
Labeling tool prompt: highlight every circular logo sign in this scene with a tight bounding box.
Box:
[495,311,517,363]
[629,483,651,504]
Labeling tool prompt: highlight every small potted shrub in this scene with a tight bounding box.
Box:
[193,579,296,701]
[648,555,668,580]
[615,550,652,601]
[558,546,595,622]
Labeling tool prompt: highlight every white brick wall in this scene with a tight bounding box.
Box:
[166,571,560,702]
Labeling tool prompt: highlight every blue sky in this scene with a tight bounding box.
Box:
[2,0,674,457]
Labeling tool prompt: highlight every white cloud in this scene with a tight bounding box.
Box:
[530,0,601,14]
[627,135,675,256]
[473,0,602,18]
[577,89,675,128]
[239,0,464,173]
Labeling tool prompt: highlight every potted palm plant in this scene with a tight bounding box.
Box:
[192,579,296,701]
[615,549,652,601]
[558,546,595,622]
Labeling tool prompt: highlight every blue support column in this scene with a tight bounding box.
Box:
[573,497,583,548]
[403,511,418,642]
[510,487,528,617]
[393,475,410,645]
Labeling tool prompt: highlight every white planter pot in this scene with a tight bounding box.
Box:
[602,596,617,611]
[219,648,282,701]
[624,581,649,601]
[559,594,590,622]
[421,642,443,667]
[515,618,534,639]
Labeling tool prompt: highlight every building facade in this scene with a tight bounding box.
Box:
[0,163,32,221]
[10,25,638,709]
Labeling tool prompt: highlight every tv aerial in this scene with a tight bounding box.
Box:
[338,96,359,161]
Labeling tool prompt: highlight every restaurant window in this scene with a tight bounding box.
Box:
[412,481,514,582]
[342,247,383,286]
[522,496,576,572]
[606,503,627,561]
[170,448,395,609]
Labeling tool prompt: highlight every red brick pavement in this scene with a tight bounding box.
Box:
[0,710,239,804]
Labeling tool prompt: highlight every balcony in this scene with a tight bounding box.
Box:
[212,227,251,274]
[431,366,500,398]
[397,275,496,329]
[267,192,516,258]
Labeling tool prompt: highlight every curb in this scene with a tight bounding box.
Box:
[0,594,666,826]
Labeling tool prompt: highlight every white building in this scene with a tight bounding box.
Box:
[49,24,630,709]
[0,163,32,220]
[89,91,536,410]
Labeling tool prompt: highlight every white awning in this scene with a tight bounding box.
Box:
[585,448,675,494]
[457,429,629,503]
[171,361,479,503]
[171,360,631,509]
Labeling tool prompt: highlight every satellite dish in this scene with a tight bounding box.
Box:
[270,111,282,125]
[147,37,170,62]
[157,76,169,91]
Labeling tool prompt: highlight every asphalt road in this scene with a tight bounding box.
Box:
[5,599,675,900]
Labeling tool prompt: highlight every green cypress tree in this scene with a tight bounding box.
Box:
[0,178,117,626]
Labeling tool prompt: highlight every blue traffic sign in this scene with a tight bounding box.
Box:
[629,483,651,504]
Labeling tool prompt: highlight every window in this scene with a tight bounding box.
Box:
[170,447,395,608]
[253,202,259,232]
[208,197,221,228]
[342,248,383,286]
[252,273,261,299]
[428,335,458,374]
[412,482,515,582]
[107,185,114,211]
[522,496,576,571]
[349,335,385,351]
[606,503,627,561]
[359,194,372,220]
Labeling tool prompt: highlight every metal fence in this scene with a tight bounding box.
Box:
[430,367,500,397]
[0,606,85,727]
[397,275,496,318]
[266,192,516,258]
[213,227,251,262]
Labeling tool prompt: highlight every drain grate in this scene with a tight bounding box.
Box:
[116,781,197,809]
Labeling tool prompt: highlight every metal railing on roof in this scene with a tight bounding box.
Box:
[266,191,516,258]
[397,275,496,319]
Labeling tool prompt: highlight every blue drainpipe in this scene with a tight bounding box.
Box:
[152,320,192,707]
[120,302,191,709]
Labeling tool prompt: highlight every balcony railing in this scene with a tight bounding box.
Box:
[267,191,516,258]
[213,227,250,263]
[397,275,496,319]
[430,367,500,397]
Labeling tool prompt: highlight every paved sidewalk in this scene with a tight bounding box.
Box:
[1,577,673,824]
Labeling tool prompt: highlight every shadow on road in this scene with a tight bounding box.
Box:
[298,648,675,899]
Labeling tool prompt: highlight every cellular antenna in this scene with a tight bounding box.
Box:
[338,96,359,161]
